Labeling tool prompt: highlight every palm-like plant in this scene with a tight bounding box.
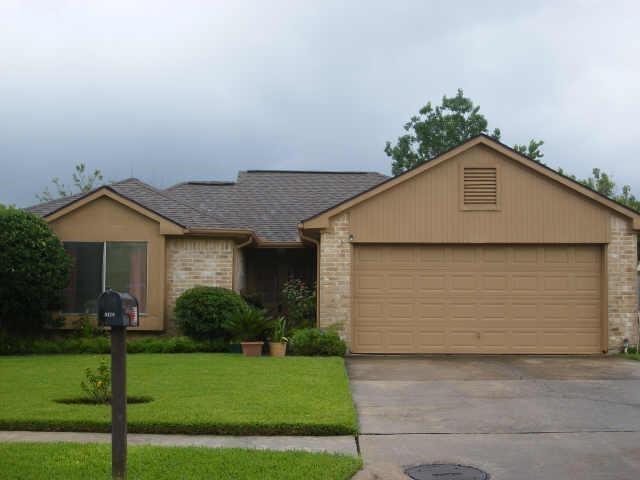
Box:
[272,316,288,343]
[224,306,273,342]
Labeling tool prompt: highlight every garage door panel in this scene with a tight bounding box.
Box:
[417,274,447,292]
[352,245,602,354]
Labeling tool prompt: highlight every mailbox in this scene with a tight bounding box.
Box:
[97,289,139,327]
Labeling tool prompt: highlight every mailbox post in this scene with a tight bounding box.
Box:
[97,289,139,480]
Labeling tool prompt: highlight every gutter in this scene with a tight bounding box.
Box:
[232,234,255,293]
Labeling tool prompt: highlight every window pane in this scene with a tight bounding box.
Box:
[63,242,103,313]
[106,242,147,312]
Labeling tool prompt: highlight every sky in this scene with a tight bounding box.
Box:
[1,1,639,207]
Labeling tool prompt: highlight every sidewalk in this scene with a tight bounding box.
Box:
[0,431,358,456]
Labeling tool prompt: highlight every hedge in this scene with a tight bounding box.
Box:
[0,335,227,356]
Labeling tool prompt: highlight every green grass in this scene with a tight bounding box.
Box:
[621,352,640,361]
[0,442,362,480]
[0,354,357,435]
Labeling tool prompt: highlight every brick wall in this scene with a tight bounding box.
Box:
[318,213,352,343]
[608,215,639,350]
[166,238,234,332]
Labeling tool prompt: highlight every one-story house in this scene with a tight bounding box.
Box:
[29,135,640,354]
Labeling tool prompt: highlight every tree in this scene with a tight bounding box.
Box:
[385,89,544,175]
[514,139,545,163]
[559,167,640,213]
[0,206,70,333]
[37,163,104,202]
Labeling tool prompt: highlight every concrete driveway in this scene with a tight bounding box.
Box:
[348,356,640,480]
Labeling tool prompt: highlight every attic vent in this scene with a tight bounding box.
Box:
[463,167,498,208]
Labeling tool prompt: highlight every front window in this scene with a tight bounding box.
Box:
[64,242,147,313]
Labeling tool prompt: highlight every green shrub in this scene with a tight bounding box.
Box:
[0,206,70,333]
[80,360,111,403]
[289,328,347,356]
[241,291,264,309]
[281,279,316,330]
[0,334,226,355]
[174,286,246,341]
[224,306,273,342]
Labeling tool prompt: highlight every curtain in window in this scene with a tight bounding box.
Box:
[106,242,147,312]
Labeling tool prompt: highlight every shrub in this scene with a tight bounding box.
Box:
[289,328,347,356]
[71,315,105,338]
[174,286,246,341]
[80,360,111,403]
[224,306,273,342]
[281,279,316,330]
[0,334,226,355]
[241,291,264,309]
[0,206,70,334]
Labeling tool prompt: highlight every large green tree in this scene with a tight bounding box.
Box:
[385,89,544,175]
[37,163,103,202]
[0,206,70,333]
[385,89,638,215]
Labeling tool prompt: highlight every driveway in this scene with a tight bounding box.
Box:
[348,356,640,480]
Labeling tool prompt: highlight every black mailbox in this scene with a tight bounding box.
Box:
[97,289,139,327]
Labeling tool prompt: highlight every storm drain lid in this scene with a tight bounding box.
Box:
[405,464,489,480]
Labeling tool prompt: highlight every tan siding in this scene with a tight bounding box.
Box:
[49,196,166,331]
[349,145,610,243]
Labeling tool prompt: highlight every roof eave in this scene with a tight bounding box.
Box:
[42,186,187,234]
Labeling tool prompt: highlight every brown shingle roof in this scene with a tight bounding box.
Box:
[167,171,388,242]
[28,171,388,242]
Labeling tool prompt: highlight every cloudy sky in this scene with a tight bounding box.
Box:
[1,1,639,207]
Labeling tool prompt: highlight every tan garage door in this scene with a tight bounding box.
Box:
[352,245,603,354]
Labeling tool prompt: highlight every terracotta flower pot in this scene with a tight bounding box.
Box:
[269,341,287,357]
[240,341,264,357]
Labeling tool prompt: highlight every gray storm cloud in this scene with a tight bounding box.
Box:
[1,0,638,206]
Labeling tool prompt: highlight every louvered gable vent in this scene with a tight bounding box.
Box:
[463,167,497,206]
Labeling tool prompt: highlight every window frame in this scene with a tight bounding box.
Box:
[63,241,148,314]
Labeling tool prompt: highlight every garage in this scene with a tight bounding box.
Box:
[301,136,639,354]
[352,244,603,354]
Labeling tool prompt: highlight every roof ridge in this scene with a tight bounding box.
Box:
[244,170,384,174]
[123,178,227,226]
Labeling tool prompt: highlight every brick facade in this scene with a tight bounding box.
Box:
[318,213,352,342]
[607,215,639,350]
[166,238,234,332]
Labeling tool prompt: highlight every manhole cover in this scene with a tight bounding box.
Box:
[405,464,489,480]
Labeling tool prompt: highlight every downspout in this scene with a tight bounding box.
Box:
[232,234,255,293]
[298,225,321,328]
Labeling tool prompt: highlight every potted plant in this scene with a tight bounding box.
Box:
[269,316,288,357]
[224,305,273,357]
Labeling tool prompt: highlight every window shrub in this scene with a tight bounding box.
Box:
[289,328,347,356]
[174,286,246,341]
[281,279,316,330]
[0,206,70,333]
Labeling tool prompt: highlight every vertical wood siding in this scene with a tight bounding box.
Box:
[348,145,611,243]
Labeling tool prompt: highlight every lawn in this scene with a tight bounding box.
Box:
[0,354,357,435]
[0,442,362,480]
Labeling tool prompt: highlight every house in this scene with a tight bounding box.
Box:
[29,135,639,354]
